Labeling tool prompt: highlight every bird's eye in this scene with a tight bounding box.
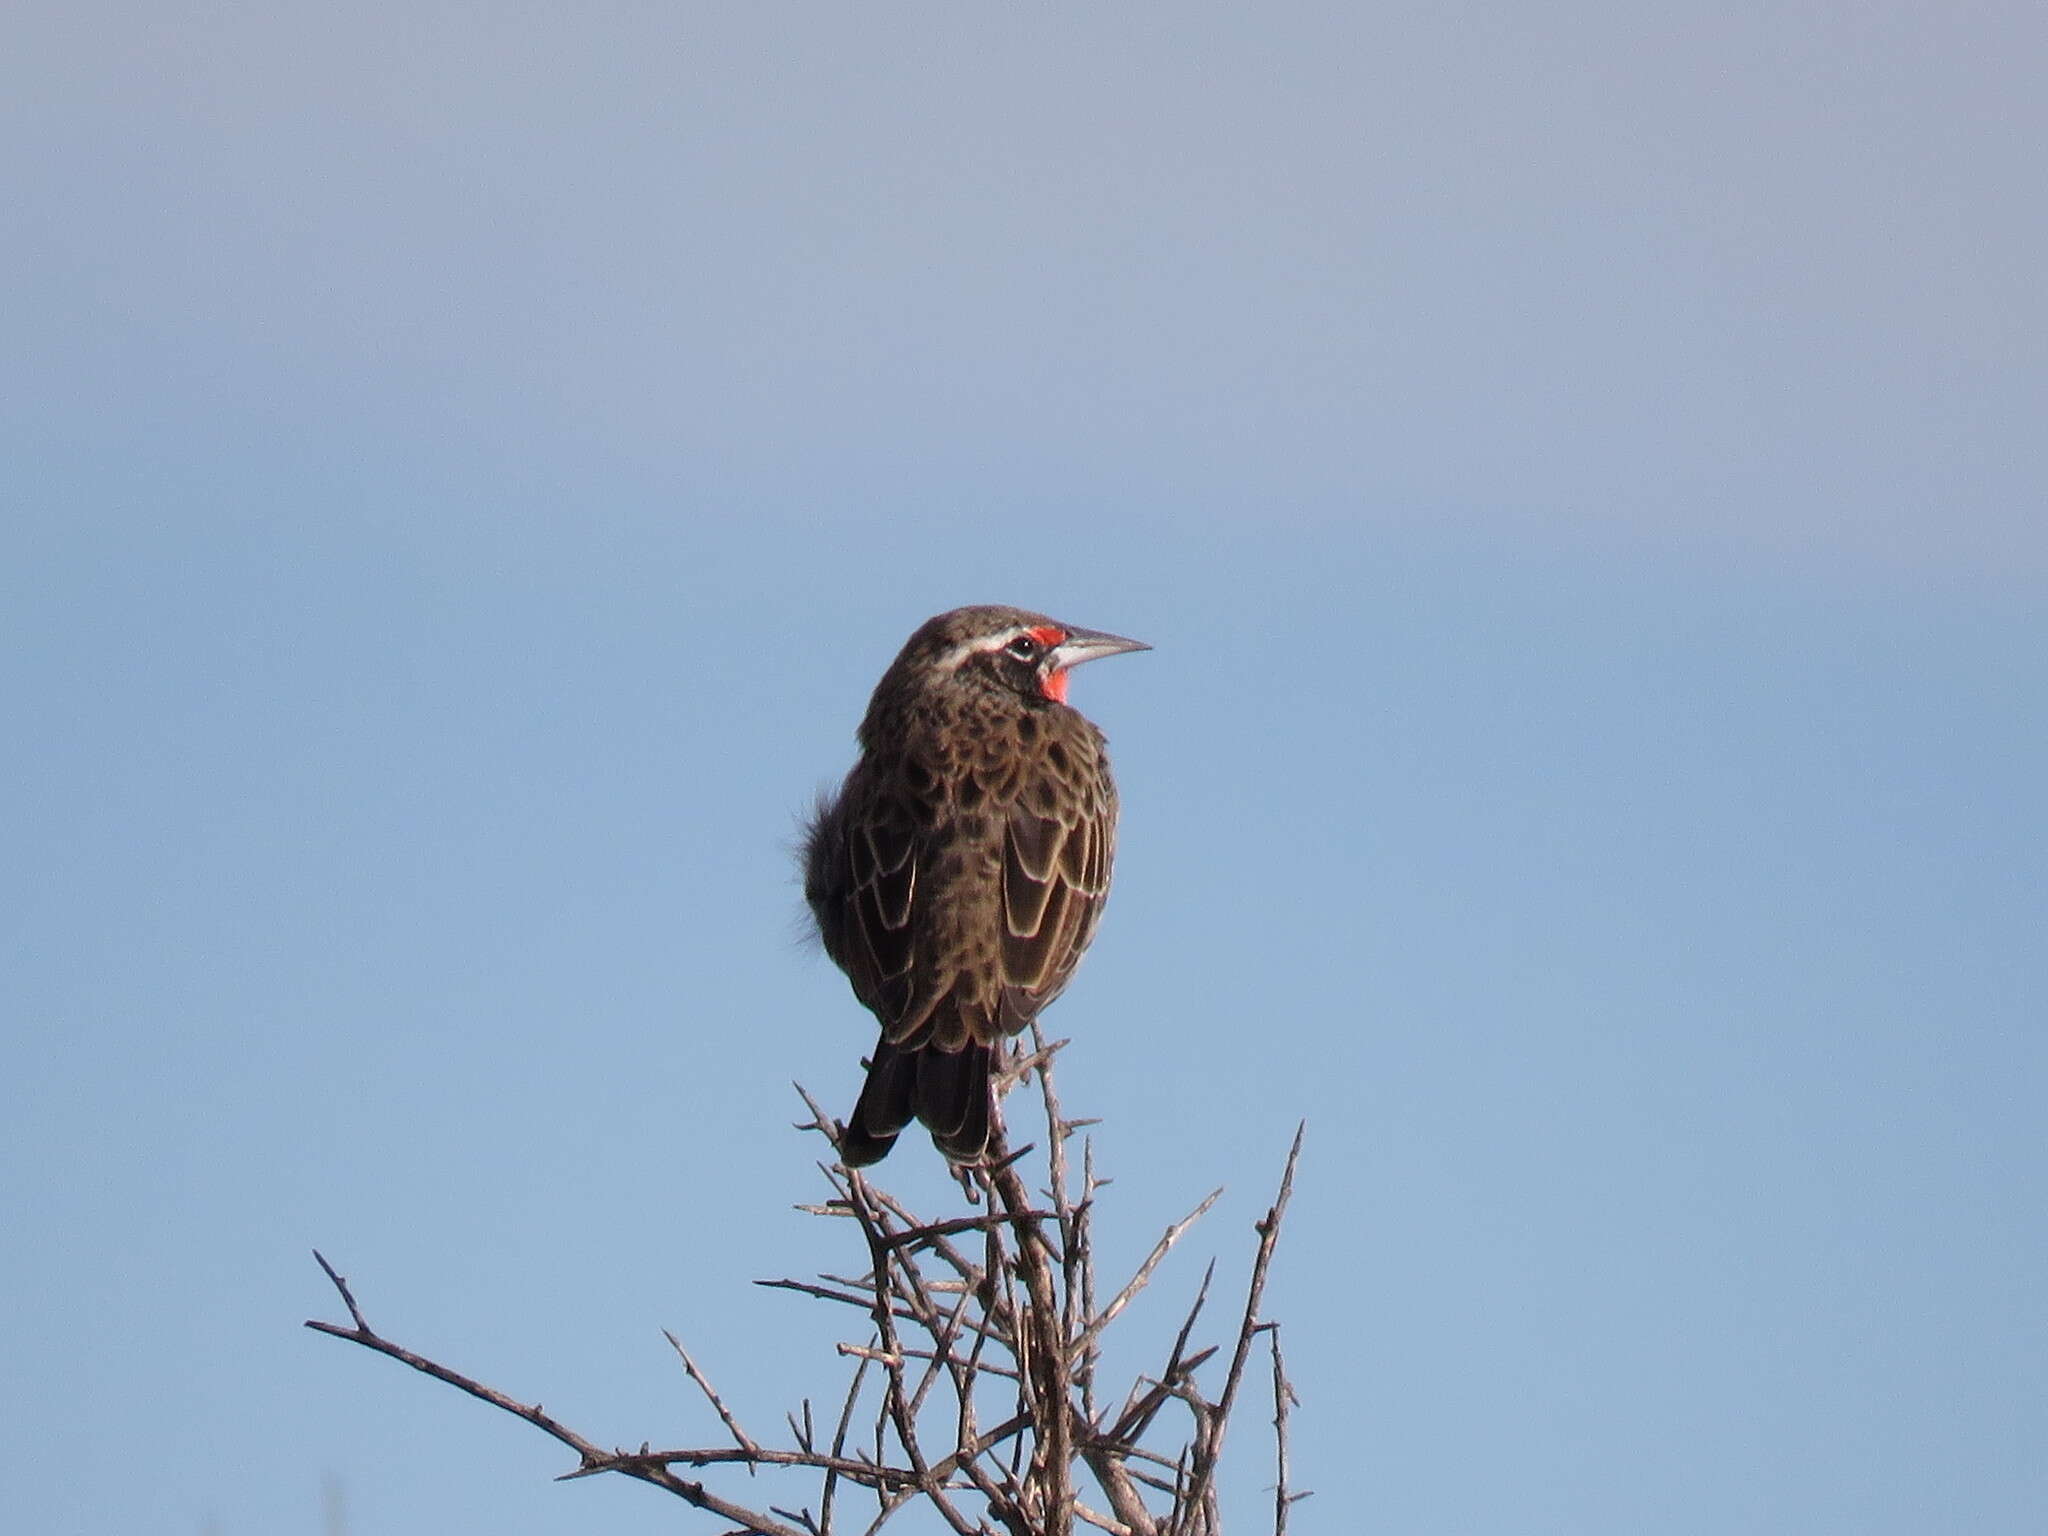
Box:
[1005,635,1042,661]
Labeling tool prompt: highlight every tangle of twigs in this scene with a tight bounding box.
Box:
[307,1030,1306,1536]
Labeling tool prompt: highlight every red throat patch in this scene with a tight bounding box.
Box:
[1031,626,1070,703]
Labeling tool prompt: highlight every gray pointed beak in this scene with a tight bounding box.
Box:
[1049,625,1151,671]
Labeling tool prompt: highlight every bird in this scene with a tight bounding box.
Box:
[802,605,1148,1166]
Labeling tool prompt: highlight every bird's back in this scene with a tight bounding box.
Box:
[805,687,1116,1051]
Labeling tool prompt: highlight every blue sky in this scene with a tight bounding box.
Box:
[4,5,2043,1534]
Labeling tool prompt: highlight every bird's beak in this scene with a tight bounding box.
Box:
[1049,625,1151,671]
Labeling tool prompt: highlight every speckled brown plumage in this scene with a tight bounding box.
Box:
[803,605,1146,1165]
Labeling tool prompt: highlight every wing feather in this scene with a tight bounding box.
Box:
[1003,814,1065,937]
[827,783,922,1022]
[998,762,1112,1018]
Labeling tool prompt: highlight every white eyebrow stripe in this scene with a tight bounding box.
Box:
[935,626,1039,671]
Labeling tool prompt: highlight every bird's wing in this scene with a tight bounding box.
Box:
[837,784,921,1025]
[998,773,1114,1026]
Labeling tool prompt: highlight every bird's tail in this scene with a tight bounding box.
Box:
[840,1038,993,1167]
[917,1040,993,1163]
[839,1040,912,1166]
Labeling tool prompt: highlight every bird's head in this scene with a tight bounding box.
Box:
[889,605,1150,708]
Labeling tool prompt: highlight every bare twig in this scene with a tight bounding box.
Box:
[843,1173,982,1536]
[1178,1124,1305,1527]
[980,1113,1077,1536]
[304,1252,812,1536]
[820,1350,870,1533]
[1265,1324,1307,1536]
[667,1329,763,1456]
[1073,1192,1223,1358]
[565,1445,918,1488]
[878,1208,1063,1251]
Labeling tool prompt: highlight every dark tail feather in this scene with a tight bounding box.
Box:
[841,1039,995,1167]
[840,1040,915,1167]
[916,1041,994,1164]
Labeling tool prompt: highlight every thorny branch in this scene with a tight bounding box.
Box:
[306,1042,1308,1535]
